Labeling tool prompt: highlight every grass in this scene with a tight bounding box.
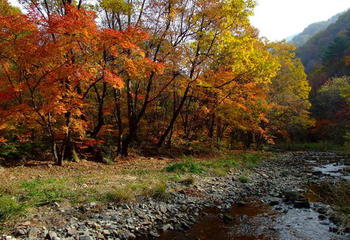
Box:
[0,196,25,224]
[238,175,250,183]
[165,152,272,175]
[0,151,275,232]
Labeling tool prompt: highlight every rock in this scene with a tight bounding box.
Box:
[293,199,310,208]
[318,214,327,220]
[222,214,234,223]
[159,205,167,214]
[2,236,16,240]
[149,231,160,238]
[14,228,27,236]
[161,224,173,232]
[119,231,136,240]
[46,231,60,240]
[267,197,281,206]
[28,227,39,240]
[79,235,93,240]
[329,227,339,233]
[66,227,77,236]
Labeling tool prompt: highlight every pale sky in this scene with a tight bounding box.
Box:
[251,0,350,41]
[9,0,350,41]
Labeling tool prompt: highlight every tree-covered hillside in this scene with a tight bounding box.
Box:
[290,12,342,47]
[297,9,350,77]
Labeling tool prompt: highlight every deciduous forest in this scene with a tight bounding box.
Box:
[0,0,314,165]
[0,0,350,239]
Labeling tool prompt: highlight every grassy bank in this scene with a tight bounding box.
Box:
[0,151,275,231]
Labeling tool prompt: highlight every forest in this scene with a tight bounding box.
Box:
[0,0,315,166]
[1,0,350,239]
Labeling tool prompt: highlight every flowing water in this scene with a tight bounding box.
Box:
[144,154,350,240]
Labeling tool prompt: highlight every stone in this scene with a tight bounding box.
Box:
[27,227,39,240]
[222,214,234,223]
[79,235,93,240]
[66,227,77,236]
[161,224,173,232]
[149,231,160,238]
[293,199,310,208]
[46,231,60,240]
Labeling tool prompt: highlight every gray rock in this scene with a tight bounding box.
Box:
[79,235,93,240]
[149,231,160,238]
[161,224,173,232]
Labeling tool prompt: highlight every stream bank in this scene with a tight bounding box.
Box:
[2,152,350,240]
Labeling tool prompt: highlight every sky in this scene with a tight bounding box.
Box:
[8,0,350,41]
[250,0,350,41]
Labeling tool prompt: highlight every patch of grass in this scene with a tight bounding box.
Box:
[102,188,133,203]
[101,182,169,203]
[121,168,151,176]
[0,196,25,223]
[146,182,169,200]
[165,161,205,174]
[241,154,264,168]
[20,178,70,206]
[178,176,195,186]
[238,175,250,183]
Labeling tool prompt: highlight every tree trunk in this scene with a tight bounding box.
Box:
[157,85,190,148]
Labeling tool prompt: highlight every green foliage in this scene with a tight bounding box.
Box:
[0,141,47,162]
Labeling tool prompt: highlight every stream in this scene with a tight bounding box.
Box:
[145,152,350,240]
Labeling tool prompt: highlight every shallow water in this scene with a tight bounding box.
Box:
[147,201,278,240]
[144,199,346,240]
[313,163,350,180]
[141,155,350,240]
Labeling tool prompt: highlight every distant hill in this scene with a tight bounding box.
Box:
[289,13,342,47]
[294,9,350,92]
[297,9,350,74]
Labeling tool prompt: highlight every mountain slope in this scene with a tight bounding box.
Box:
[289,13,342,47]
[296,9,350,74]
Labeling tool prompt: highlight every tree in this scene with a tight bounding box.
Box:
[268,42,314,142]
[0,5,156,165]
[0,0,21,15]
